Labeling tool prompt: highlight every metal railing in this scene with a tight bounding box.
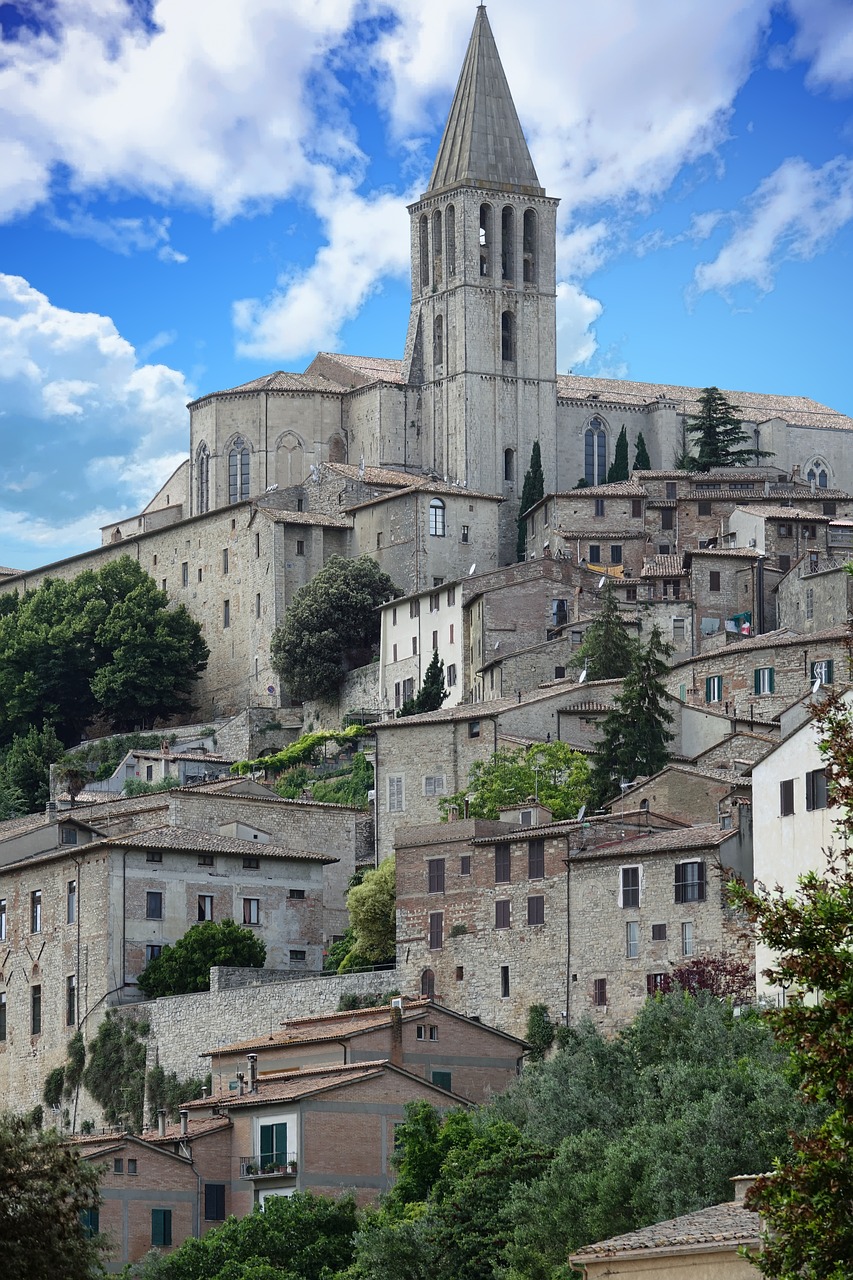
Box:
[241,1152,299,1178]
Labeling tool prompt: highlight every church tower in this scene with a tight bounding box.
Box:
[402,5,559,564]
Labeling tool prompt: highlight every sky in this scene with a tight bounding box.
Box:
[1,0,853,571]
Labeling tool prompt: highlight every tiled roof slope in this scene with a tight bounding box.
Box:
[571,1199,760,1260]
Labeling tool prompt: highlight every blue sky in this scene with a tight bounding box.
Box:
[1,0,852,570]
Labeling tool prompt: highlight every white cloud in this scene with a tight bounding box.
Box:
[786,0,853,91]
[48,208,188,260]
[0,505,126,561]
[556,282,603,373]
[693,155,853,295]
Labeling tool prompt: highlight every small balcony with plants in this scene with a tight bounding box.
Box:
[240,1150,298,1179]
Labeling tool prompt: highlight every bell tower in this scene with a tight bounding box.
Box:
[402,5,559,564]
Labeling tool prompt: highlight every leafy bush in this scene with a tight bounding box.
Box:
[137,920,267,998]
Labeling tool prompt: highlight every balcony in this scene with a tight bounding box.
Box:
[240,1152,298,1179]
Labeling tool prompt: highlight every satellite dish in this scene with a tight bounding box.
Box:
[578,668,587,684]
[812,676,822,695]
[577,804,586,823]
[598,576,606,588]
[264,483,278,493]
[469,564,477,575]
[494,640,500,650]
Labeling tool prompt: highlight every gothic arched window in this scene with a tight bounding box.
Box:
[429,498,446,538]
[228,438,250,504]
[479,203,493,276]
[446,204,456,277]
[501,205,514,281]
[433,315,444,369]
[523,209,537,283]
[806,458,829,489]
[504,448,515,482]
[584,418,607,486]
[196,442,210,514]
[501,310,516,362]
[420,214,430,289]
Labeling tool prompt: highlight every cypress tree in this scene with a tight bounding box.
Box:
[633,432,651,471]
[517,441,545,561]
[399,649,449,717]
[575,581,636,682]
[607,426,629,482]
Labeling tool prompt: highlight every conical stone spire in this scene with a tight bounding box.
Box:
[428,6,543,196]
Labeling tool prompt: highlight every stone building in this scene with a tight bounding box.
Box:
[776,556,853,635]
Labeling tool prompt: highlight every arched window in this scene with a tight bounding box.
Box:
[327,434,346,464]
[196,442,210,514]
[501,206,514,282]
[523,209,537,283]
[433,315,444,369]
[501,310,516,362]
[276,432,305,487]
[806,458,829,488]
[228,437,250,504]
[504,448,515,482]
[421,968,435,998]
[584,417,607,486]
[479,203,493,276]
[429,498,446,537]
[446,205,456,277]
[420,214,429,289]
[433,209,443,287]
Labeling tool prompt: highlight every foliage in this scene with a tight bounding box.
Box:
[69,731,179,782]
[0,1114,106,1279]
[517,440,545,561]
[234,724,370,776]
[345,856,396,965]
[338,989,401,1012]
[83,1012,148,1132]
[607,426,629,482]
[633,431,651,471]
[660,954,755,1003]
[123,777,181,797]
[137,919,267,998]
[0,755,26,820]
[399,650,449,717]
[440,741,590,822]
[274,765,311,799]
[3,721,65,812]
[42,1030,87,1110]
[128,1191,359,1280]
[590,623,674,806]
[575,581,636,682]
[525,1005,555,1063]
[271,555,399,701]
[43,1066,66,1109]
[147,1066,211,1123]
[686,386,767,471]
[311,752,374,808]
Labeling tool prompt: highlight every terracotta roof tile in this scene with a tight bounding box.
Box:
[256,507,354,529]
[570,1199,760,1260]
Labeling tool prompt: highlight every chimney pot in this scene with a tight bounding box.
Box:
[157,1108,167,1138]
[179,1110,188,1137]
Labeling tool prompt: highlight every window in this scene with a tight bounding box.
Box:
[243,856,260,869]
[610,544,623,565]
[412,636,418,655]
[754,666,775,694]
[504,448,515,482]
[780,778,795,816]
[593,978,607,1007]
[198,895,214,922]
[523,208,537,281]
[146,850,163,863]
[421,968,435,997]
[446,663,457,687]
[0,992,5,1041]
[456,965,464,981]
[66,974,77,1026]
[823,501,837,516]
[448,623,454,644]
[146,944,162,964]
[594,498,605,517]
[429,499,446,537]
[419,213,429,287]
[432,1070,452,1092]
[402,677,414,702]
[223,599,230,628]
[681,921,694,956]
[429,912,443,950]
[705,675,722,704]
[424,776,446,797]
[428,859,446,893]
[479,203,492,275]
[31,890,42,934]
[146,891,163,920]
[416,1024,425,1040]
[259,1122,288,1171]
[288,888,305,901]
[198,853,214,868]
[528,838,545,879]
[626,584,637,602]
[255,592,262,621]
[584,418,607,486]
[675,861,706,903]
[501,311,516,361]
[410,600,420,619]
[0,899,5,942]
[61,826,78,846]
[495,899,511,928]
[228,439,250,504]
[446,204,456,276]
[647,973,666,995]
[805,767,828,812]
[81,1209,99,1238]
[432,630,439,650]
[31,985,42,1035]
[626,920,640,959]
[182,561,188,588]
[152,1208,173,1248]
[709,570,721,592]
[527,895,545,926]
[461,524,469,543]
[698,499,712,516]
[501,204,514,280]
[588,544,601,563]
[495,846,511,883]
[500,965,510,998]
[67,880,76,925]
[290,949,306,965]
[468,719,481,739]
[205,1184,226,1221]
[555,665,566,679]
[429,1023,438,1041]
[651,923,667,941]
[673,618,686,645]
[388,775,405,813]
[145,764,154,782]
[429,592,440,613]
[661,508,674,531]
[113,1157,124,1175]
[620,866,640,908]
[255,531,261,557]
[552,598,568,628]
[446,586,456,606]
[778,553,791,573]
[433,315,444,368]
[296,539,305,557]
[460,855,471,876]
[632,499,643,517]
[222,548,229,575]
[243,898,260,925]
[811,659,834,685]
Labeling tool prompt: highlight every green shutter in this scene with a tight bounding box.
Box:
[753,668,760,695]
[705,676,712,703]
[152,1209,172,1247]
[769,667,775,693]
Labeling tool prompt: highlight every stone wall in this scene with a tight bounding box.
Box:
[302,663,381,730]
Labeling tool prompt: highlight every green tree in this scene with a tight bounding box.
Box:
[440,741,590,822]
[517,440,545,561]
[590,624,673,805]
[137,919,267,998]
[271,556,399,702]
[0,1114,105,1279]
[633,431,651,471]
[344,856,396,965]
[607,426,629,482]
[4,721,65,813]
[399,650,449,717]
[0,756,26,820]
[575,580,636,682]
[83,1012,148,1131]
[526,1004,555,1062]
[686,386,767,471]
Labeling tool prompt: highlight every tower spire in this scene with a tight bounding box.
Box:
[428,7,543,196]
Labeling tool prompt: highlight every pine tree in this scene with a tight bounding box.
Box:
[687,386,769,471]
[633,432,651,471]
[590,624,674,805]
[517,441,545,561]
[607,426,629,482]
[575,581,636,682]
[399,649,449,717]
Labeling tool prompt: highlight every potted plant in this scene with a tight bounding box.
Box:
[288,1158,298,1172]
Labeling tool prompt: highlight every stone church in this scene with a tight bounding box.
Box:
[4,6,852,715]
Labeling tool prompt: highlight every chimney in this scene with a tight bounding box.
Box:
[157,1109,167,1138]
[236,1072,245,1096]
[732,1174,761,1203]
[201,1084,209,1099]
[389,1005,403,1067]
[247,1054,258,1093]
[46,800,58,822]
[179,1110,188,1137]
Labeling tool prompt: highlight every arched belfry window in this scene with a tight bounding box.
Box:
[433,209,443,287]
[228,437,250,504]
[501,310,516,362]
[806,458,830,488]
[504,448,515,483]
[196,442,210,514]
[501,206,514,282]
[446,205,456,277]
[584,417,607,486]
[420,214,429,289]
[523,209,537,283]
[429,498,446,537]
[433,315,444,370]
[479,203,493,276]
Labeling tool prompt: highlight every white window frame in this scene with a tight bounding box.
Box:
[681,921,695,957]
[618,864,643,908]
[388,775,405,813]
[423,776,446,798]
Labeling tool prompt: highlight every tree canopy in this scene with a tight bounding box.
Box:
[399,650,449,717]
[440,741,590,821]
[344,856,396,966]
[2,722,64,812]
[271,556,399,702]
[137,919,267,998]
[633,431,651,471]
[686,386,764,471]
[575,580,636,682]
[517,441,545,561]
[607,426,629,482]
